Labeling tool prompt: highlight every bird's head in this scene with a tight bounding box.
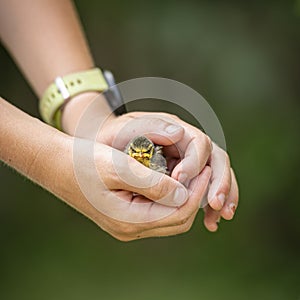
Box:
[127,136,155,167]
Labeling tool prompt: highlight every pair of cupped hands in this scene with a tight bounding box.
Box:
[59,94,238,241]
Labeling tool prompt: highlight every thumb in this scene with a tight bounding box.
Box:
[111,153,188,207]
[139,172,188,207]
[110,114,184,149]
[139,115,184,146]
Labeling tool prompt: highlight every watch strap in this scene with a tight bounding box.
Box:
[39,68,108,126]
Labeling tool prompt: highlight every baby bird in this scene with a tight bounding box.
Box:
[124,135,168,174]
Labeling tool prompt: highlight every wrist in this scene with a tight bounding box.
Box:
[39,68,125,131]
[61,91,115,136]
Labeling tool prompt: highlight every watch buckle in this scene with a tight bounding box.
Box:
[55,76,70,100]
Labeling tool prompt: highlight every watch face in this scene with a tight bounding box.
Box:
[103,70,127,116]
[103,70,115,87]
[103,89,127,116]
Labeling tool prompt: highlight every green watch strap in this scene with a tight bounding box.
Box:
[39,68,108,127]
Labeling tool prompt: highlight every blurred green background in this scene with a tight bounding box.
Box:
[1,0,299,299]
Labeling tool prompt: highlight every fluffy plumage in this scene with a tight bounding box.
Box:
[124,136,168,174]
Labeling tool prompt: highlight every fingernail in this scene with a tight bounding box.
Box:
[229,203,236,215]
[174,187,188,206]
[178,173,191,188]
[217,193,226,207]
[166,124,181,134]
[210,223,218,232]
[178,173,188,184]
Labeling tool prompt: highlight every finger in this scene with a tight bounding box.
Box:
[207,143,232,211]
[203,206,221,232]
[142,166,211,229]
[220,168,239,220]
[110,115,184,150]
[133,211,198,239]
[163,115,212,158]
[93,154,210,237]
[166,157,181,174]
[163,144,182,158]
[203,169,239,230]
[171,134,212,185]
[109,151,189,207]
[94,192,194,241]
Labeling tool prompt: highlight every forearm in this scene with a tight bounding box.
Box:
[0,97,105,223]
[0,0,93,97]
[0,97,70,192]
[0,0,113,134]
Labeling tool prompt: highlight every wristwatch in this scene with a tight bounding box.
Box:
[39,68,126,129]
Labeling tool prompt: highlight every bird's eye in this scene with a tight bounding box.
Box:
[142,146,154,154]
[129,144,140,152]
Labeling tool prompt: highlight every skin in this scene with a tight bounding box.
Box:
[0,98,210,241]
[0,0,239,240]
[63,99,239,234]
